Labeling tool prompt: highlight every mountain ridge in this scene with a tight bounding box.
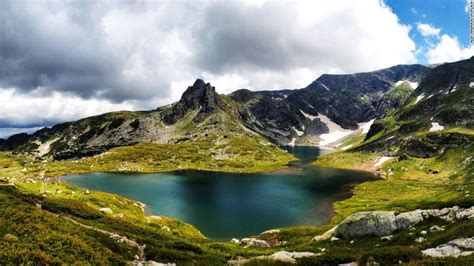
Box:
[0,63,431,159]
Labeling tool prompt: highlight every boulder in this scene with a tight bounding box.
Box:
[267,251,316,263]
[415,237,426,243]
[239,238,255,245]
[248,239,270,248]
[99,207,113,214]
[228,251,316,265]
[429,225,445,232]
[396,210,424,229]
[422,238,474,257]
[144,261,177,266]
[334,211,397,238]
[239,238,270,247]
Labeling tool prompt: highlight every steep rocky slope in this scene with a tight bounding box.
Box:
[231,64,429,146]
[0,80,285,163]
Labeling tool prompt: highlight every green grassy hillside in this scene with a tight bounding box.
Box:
[315,58,474,223]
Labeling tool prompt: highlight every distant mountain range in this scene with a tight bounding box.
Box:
[3,57,473,161]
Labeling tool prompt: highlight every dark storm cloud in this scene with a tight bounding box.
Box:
[0,0,173,102]
[0,0,416,110]
[193,2,310,73]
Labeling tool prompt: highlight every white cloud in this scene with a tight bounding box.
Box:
[411,7,417,14]
[426,35,474,64]
[417,23,441,37]
[1,0,417,127]
[466,0,471,13]
[0,88,138,127]
[194,0,416,90]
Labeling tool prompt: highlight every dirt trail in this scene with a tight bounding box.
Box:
[63,216,146,262]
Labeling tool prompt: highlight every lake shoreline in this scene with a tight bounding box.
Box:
[62,146,378,239]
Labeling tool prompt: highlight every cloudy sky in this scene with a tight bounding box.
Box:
[0,0,473,137]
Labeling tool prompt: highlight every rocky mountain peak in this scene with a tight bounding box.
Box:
[163,79,224,124]
[189,78,206,91]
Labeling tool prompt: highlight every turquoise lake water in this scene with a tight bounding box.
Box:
[63,146,376,239]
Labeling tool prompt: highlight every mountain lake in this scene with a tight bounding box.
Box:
[63,146,377,239]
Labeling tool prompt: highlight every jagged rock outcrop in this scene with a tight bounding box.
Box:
[313,206,474,241]
[162,79,224,124]
[422,238,474,258]
[364,120,386,141]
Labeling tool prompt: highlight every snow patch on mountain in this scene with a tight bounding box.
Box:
[318,116,376,147]
[317,114,353,146]
[341,144,353,150]
[414,94,425,104]
[317,81,331,91]
[395,80,419,89]
[288,137,296,146]
[300,110,318,121]
[36,137,59,157]
[375,157,394,167]
[292,126,304,136]
[317,114,345,132]
[320,131,353,146]
[358,119,375,134]
[395,80,404,86]
[429,122,444,132]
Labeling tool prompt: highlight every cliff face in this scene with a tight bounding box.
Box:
[162,79,224,124]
